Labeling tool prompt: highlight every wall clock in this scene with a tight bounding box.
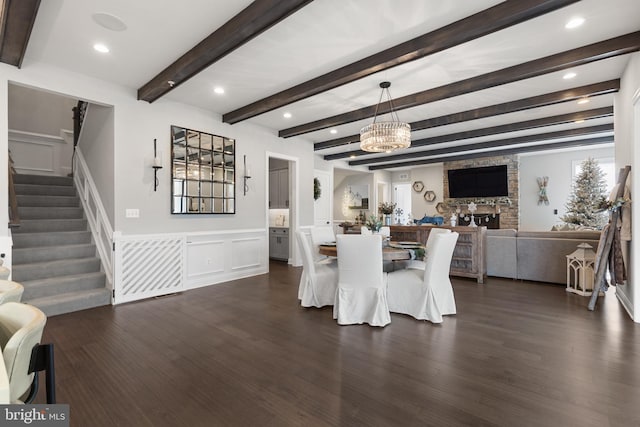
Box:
[424,190,436,202]
[412,181,424,193]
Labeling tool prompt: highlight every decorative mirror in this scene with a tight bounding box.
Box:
[171,125,235,214]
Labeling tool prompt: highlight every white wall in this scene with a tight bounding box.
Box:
[409,164,444,219]
[615,52,640,321]
[8,83,75,135]
[333,170,374,221]
[518,146,615,231]
[1,62,315,239]
[79,104,115,226]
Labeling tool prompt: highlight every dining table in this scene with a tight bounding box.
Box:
[318,241,425,262]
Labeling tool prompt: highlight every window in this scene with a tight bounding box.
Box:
[572,157,615,193]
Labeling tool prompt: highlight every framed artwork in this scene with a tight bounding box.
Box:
[412,181,424,192]
[346,184,369,209]
[435,202,446,214]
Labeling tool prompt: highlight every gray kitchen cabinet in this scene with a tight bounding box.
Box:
[269,169,289,209]
[269,227,289,261]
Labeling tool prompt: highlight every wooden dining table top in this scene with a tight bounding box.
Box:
[318,242,424,261]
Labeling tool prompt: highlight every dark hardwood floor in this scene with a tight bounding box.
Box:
[35,261,640,426]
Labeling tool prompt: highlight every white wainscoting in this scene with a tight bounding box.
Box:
[8,129,73,176]
[113,234,186,304]
[112,229,269,304]
[186,229,268,289]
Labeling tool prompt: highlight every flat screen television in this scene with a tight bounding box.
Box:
[447,165,508,198]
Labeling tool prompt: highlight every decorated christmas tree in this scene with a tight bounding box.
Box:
[561,157,608,229]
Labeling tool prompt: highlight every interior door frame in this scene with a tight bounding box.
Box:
[265,151,299,267]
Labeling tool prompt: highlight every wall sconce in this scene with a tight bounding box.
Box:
[152,138,162,191]
[243,155,251,196]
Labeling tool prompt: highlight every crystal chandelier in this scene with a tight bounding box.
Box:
[360,81,411,153]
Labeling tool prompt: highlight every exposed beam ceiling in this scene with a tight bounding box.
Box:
[137,0,314,103]
[0,0,40,67]
[16,0,640,170]
[367,132,614,170]
[327,107,613,162]
[315,80,620,150]
[222,0,579,124]
[281,32,640,138]
[364,124,613,169]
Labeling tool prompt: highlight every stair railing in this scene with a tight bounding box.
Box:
[72,100,88,147]
[71,101,88,177]
[8,152,20,228]
[73,148,114,289]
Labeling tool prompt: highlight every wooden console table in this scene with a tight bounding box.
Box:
[390,225,487,283]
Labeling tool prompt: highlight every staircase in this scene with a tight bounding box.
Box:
[11,174,111,316]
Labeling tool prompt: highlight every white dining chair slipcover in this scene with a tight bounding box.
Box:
[0,280,24,305]
[0,260,9,280]
[334,234,390,327]
[0,302,47,403]
[379,226,390,238]
[309,226,336,263]
[407,227,452,270]
[387,232,459,323]
[296,231,338,308]
[360,226,372,235]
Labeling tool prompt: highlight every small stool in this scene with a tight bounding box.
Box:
[0,280,24,304]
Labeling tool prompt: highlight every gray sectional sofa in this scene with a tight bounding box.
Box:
[486,229,601,284]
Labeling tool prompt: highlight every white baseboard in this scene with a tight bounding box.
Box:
[616,286,636,322]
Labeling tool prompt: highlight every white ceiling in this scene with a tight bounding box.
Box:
[21,0,640,169]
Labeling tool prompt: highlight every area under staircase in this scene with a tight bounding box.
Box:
[11,174,111,316]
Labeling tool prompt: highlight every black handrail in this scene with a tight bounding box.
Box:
[8,152,20,228]
[71,100,88,176]
[72,100,88,147]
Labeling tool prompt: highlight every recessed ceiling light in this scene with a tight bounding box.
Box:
[283,112,292,119]
[577,97,590,105]
[92,13,127,32]
[349,154,356,158]
[565,17,585,29]
[93,43,110,53]
[563,72,577,80]
[213,87,225,95]
[330,129,338,134]
[574,119,585,124]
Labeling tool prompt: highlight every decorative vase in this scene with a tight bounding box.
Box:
[384,215,391,226]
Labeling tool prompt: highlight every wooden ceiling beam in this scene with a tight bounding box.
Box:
[0,0,41,67]
[137,0,314,103]
[314,80,620,151]
[223,0,579,124]
[365,124,613,170]
[283,32,640,138]
[325,107,613,162]
[367,136,613,170]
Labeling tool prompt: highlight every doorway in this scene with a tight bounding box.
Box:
[266,153,299,266]
[393,183,411,224]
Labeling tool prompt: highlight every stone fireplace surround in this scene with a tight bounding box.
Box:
[443,155,519,230]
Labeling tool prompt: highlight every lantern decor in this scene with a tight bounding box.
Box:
[566,243,601,296]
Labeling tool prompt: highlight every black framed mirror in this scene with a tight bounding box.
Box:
[171,125,235,214]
